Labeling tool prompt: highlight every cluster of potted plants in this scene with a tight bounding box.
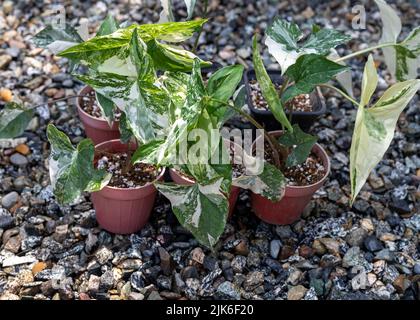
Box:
[0,0,419,249]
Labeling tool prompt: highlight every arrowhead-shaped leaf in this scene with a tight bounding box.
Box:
[350,59,420,203]
[282,54,348,102]
[47,124,111,204]
[156,179,228,248]
[278,124,318,167]
[184,0,197,20]
[265,17,350,74]
[0,103,34,139]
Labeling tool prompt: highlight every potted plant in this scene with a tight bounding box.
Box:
[32,16,210,144]
[244,0,420,225]
[130,59,286,247]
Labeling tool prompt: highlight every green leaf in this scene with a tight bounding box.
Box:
[278,124,317,167]
[0,103,34,139]
[252,36,293,132]
[47,124,111,204]
[184,0,197,20]
[302,29,351,55]
[266,18,302,51]
[283,54,348,102]
[156,179,229,248]
[95,92,115,125]
[33,23,83,54]
[360,55,378,107]
[147,40,211,72]
[97,15,119,36]
[350,59,420,203]
[206,64,244,125]
[395,45,417,81]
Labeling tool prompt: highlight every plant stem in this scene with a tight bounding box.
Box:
[318,83,359,106]
[333,42,395,62]
[209,97,286,169]
[278,77,289,97]
[192,0,209,54]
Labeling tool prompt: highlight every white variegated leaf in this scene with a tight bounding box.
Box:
[375,0,401,77]
[159,0,174,23]
[156,178,228,248]
[350,77,420,203]
[361,55,378,107]
[329,49,354,97]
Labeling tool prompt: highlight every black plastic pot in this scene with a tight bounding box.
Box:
[244,69,326,132]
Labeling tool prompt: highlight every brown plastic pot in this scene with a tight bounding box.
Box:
[92,139,165,234]
[77,86,120,145]
[169,169,240,218]
[251,131,330,225]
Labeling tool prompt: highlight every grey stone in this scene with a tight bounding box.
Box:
[1,191,19,209]
[345,228,368,247]
[364,236,384,252]
[130,271,145,292]
[217,281,241,300]
[414,263,420,275]
[270,240,282,259]
[10,153,28,166]
[231,255,246,273]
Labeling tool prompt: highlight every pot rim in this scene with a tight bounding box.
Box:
[253,130,331,190]
[95,139,165,191]
[77,86,120,125]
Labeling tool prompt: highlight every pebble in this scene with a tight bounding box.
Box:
[414,263,420,275]
[217,281,241,300]
[10,153,28,166]
[287,285,308,300]
[0,212,15,230]
[0,55,12,69]
[243,271,264,291]
[130,272,145,292]
[1,191,19,209]
[346,228,368,247]
[231,256,246,273]
[269,240,281,259]
[0,88,12,102]
[364,236,384,252]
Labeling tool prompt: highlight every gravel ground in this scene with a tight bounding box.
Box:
[0,0,419,300]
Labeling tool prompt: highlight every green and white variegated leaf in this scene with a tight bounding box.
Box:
[156,178,229,248]
[97,15,119,36]
[95,92,115,126]
[375,0,420,81]
[47,124,111,204]
[33,23,84,54]
[147,40,211,72]
[282,53,349,102]
[231,143,286,202]
[77,29,170,143]
[265,17,350,74]
[349,60,420,203]
[159,0,175,23]
[0,103,34,139]
[118,112,133,144]
[329,49,354,97]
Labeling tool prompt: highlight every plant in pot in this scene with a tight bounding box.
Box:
[244,0,420,225]
[25,16,210,145]
[130,58,286,247]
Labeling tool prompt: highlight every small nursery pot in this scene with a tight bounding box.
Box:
[92,140,165,234]
[251,131,330,225]
[77,86,120,145]
[169,169,240,218]
[244,69,326,132]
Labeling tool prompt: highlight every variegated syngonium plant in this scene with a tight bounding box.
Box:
[255,0,420,205]
[131,59,287,248]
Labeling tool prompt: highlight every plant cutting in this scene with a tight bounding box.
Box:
[27,16,210,144]
[243,0,420,224]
